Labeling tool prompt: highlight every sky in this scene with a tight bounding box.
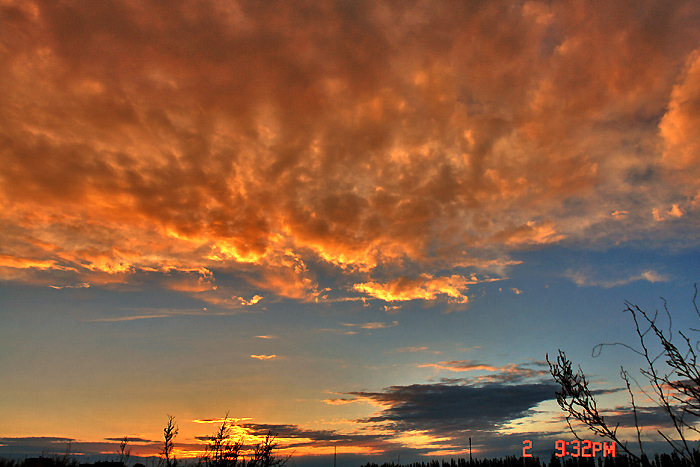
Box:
[2,0,700,465]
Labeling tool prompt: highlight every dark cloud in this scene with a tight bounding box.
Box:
[606,405,689,430]
[193,361,561,457]
[0,437,155,459]
[320,376,558,457]
[190,421,400,457]
[0,438,71,459]
[0,436,195,461]
[350,381,557,435]
[102,437,155,443]
[237,423,392,450]
[0,437,74,447]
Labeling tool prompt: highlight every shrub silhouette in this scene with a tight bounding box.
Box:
[52,442,79,467]
[196,415,287,467]
[199,414,242,467]
[246,432,287,467]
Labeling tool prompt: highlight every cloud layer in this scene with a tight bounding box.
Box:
[2,0,700,301]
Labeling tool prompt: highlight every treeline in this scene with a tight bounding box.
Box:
[0,461,128,467]
[360,451,700,467]
[3,452,700,467]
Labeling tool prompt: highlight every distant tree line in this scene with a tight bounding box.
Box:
[361,451,700,467]
[5,451,700,467]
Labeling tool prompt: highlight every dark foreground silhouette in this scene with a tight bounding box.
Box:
[3,451,700,467]
[360,451,700,467]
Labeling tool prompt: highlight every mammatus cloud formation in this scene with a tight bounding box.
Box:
[2,1,700,303]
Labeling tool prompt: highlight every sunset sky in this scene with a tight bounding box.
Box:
[3,0,700,465]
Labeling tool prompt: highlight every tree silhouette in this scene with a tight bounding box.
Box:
[117,436,131,465]
[196,415,288,467]
[162,415,179,467]
[247,432,288,467]
[200,414,242,467]
[548,285,700,466]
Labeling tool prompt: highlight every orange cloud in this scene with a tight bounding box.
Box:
[417,360,500,372]
[499,221,567,246]
[323,398,359,406]
[193,417,251,424]
[1,1,700,300]
[0,255,54,270]
[237,295,263,306]
[353,274,471,303]
[660,49,700,176]
[251,355,277,360]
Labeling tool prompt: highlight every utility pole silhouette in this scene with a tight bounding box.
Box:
[469,438,472,464]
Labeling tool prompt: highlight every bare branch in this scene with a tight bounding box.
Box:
[551,285,700,467]
[162,415,179,467]
[622,367,644,459]
[547,351,641,462]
